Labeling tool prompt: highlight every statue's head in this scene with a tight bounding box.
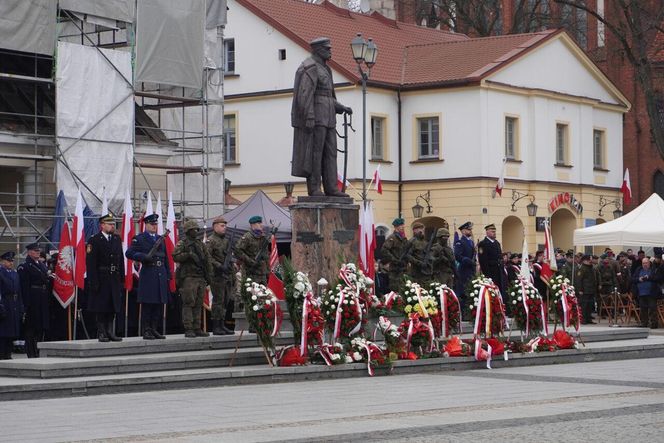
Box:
[310,37,332,60]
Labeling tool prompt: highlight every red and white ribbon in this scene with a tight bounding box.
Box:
[332,289,347,340]
[437,285,462,338]
[270,300,283,337]
[348,286,363,336]
[300,292,316,356]
[560,284,570,330]
[518,278,531,337]
[384,291,399,310]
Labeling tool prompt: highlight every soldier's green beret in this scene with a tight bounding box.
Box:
[249,215,262,224]
[436,228,450,238]
[392,217,405,226]
[183,220,199,232]
[99,213,115,224]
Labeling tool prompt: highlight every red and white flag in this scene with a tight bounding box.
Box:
[72,188,86,290]
[155,192,164,235]
[358,201,376,280]
[138,191,154,233]
[373,166,383,195]
[541,220,557,283]
[52,221,75,307]
[495,160,506,197]
[267,234,285,300]
[202,226,212,311]
[165,192,178,293]
[120,188,135,291]
[621,168,632,206]
[519,233,530,282]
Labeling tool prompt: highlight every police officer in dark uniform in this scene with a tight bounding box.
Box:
[454,221,476,306]
[18,243,50,358]
[0,252,23,359]
[126,213,170,340]
[86,214,124,342]
[478,224,504,295]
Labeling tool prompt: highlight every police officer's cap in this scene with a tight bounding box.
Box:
[484,223,496,231]
[249,215,262,224]
[310,37,331,48]
[99,213,115,224]
[436,228,450,238]
[459,221,473,231]
[0,251,15,261]
[183,220,199,232]
[412,221,424,230]
[26,242,41,251]
[213,216,227,226]
[143,213,159,224]
[392,217,405,227]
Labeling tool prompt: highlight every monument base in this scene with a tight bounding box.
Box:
[290,200,359,285]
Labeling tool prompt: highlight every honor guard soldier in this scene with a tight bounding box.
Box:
[125,213,170,340]
[206,216,235,335]
[380,218,410,291]
[406,222,434,287]
[454,221,476,307]
[576,255,600,324]
[173,220,213,338]
[235,216,270,285]
[0,252,23,359]
[478,224,504,295]
[18,243,50,357]
[86,214,124,342]
[432,228,456,288]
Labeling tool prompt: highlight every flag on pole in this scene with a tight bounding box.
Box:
[101,187,108,216]
[540,220,556,283]
[155,192,164,235]
[73,188,86,290]
[621,168,632,206]
[202,227,212,311]
[495,160,506,197]
[120,188,135,291]
[519,232,530,282]
[165,192,178,293]
[267,234,285,300]
[52,221,76,308]
[373,166,383,195]
[139,191,154,233]
[358,201,376,280]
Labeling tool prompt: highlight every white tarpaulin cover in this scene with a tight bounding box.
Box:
[60,0,135,23]
[56,42,133,214]
[0,0,56,55]
[136,0,205,89]
[573,193,664,247]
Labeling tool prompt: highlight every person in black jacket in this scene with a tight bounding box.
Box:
[0,252,23,359]
[85,214,125,342]
[632,256,662,328]
[18,243,51,357]
[478,224,504,295]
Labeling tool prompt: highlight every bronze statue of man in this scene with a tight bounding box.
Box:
[291,37,352,197]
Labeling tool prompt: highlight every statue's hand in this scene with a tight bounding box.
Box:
[344,106,353,115]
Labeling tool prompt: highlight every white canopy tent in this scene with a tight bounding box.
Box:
[573,193,664,247]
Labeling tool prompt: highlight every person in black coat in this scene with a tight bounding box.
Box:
[478,224,504,296]
[125,214,170,340]
[85,214,125,342]
[18,243,51,358]
[454,221,476,307]
[0,252,24,359]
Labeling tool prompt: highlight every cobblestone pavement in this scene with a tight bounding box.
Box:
[2,358,664,442]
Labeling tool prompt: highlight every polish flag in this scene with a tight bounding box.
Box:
[267,234,285,300]
[120,188,135,291]
[495,160,506,197]
[373,166,383,194]
[155,192,164,235]
[358,201,376,280]
[139,191,154,233]
[72,189,86,290]
[203,227,212,311]
[52,221,75,308]
[165,192,178,293]
[540,220,556,283]
[519,233,530,282]
[621,168,632,206]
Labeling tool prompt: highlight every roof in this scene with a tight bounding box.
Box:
[235,0,469,87]
[401,30,559,87]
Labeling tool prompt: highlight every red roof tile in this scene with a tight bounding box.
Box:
[236,0,559,88]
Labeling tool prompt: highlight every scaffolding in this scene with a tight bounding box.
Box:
[0,2,227,253]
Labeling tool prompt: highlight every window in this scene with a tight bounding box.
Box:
[505,116,518,160]
[224,39,235,73]
[556,123,568,165]
[593,129,605,168]
[371,116,386,160]
[223,114,236,164]
[417,116,440,159]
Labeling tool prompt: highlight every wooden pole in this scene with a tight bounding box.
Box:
[228,329,244,367]
[124,289,129,337]
[73,287,78,340]
[138,303,142,336]
[67,305,72,341]
[162,304,167,336]
[203,307,207,332]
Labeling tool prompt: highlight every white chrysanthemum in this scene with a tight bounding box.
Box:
[252,305,259,311]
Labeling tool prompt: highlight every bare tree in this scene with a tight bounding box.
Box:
[555,0,664,160]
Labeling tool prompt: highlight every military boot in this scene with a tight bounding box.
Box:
[195,329,209,337]
[97,321,110,343]
[151,319,166,339]
[143,326,156,340]
[106,320,122,342]
[212,320,229,335]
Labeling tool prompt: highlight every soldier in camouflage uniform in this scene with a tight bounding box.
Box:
[172,220,213,338]
[206,216,235,335]
[406,222,433,287]
[575,254,600,324]
[379,217,410,291]
[558,250,575,284]
[598,256,618,296]
[235,216,269,285]
[431,228,456,288]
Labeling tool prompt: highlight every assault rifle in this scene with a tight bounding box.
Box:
[255,224,280,263]
[221,228,236,273]
[145,228,171,262]
[394,238,414,272]
[421,231,437,276]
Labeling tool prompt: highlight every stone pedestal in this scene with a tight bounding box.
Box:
[290,197,359,284]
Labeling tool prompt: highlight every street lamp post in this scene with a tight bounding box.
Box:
[350,33,378,204]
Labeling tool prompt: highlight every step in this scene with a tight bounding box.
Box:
[38,332,296,358]
[1,337,664,401]
[0,347,270,379]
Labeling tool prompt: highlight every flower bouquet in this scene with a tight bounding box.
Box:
[242,278,282,353]
[526,336,557,352]
[430,283,462,338]
[376,315,406,357]
[552,329,578,349]
[322,284,364,341]
[349,337,386,376]
[310,342,346,366]
[466,276,506,338]
[400,280,439,318]
[507,277,547,337]
[443,336,472,357]
[282,259,312,345]
[399,313,435,356]
[549,275,581,331]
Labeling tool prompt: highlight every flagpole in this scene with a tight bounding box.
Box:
[203,307,207,333]
[138,303,142,336]
[124,289,129,337]
[67,305,72,341]
[73,288,78,340]
[162,304,167,337]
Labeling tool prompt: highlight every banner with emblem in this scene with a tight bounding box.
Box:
[53,221,76,307]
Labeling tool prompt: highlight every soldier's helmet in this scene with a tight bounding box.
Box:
[183,220,199,233]
[436,228,450,238]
